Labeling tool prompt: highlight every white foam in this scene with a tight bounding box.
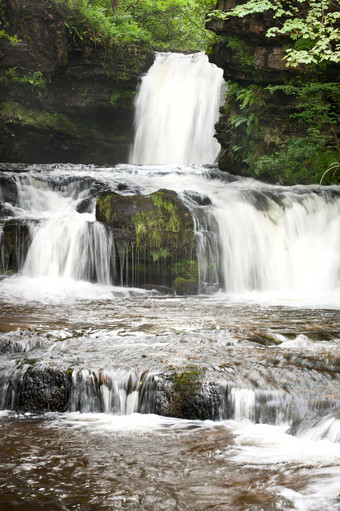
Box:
[52,412,220,436]
[0,276,153,304]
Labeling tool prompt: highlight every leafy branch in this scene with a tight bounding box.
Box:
[208,0,340,67]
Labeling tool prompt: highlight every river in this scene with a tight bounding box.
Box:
[0,52,340,510]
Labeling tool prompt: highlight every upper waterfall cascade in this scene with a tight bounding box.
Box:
[129,52,225,165]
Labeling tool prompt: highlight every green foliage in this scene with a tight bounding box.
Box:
[226,82,264,137]
[52,0,215,50]
[0,29,21,45]
[208,0,340,67]
[248,137,340,185]
[54,0,148,44]
[222,79,340,184]
[267,82,339,130]
[0,68,46,89]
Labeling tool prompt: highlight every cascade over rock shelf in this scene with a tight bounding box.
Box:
[0,0,153,164]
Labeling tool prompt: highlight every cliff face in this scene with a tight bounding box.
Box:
[207,0,340,185]
[0,0,153,164]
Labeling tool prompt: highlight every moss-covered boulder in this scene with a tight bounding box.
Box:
[96,189,198,293]
[151,367,224,420]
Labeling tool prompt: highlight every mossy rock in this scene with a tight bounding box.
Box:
[174,277,198,296]
[96,189,198,291]
[152,367,224,420]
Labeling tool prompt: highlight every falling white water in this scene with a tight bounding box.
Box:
[70,368,151,414]
[208,186,340,298]
[16,175,115,285]
[129,52,224,164]
[1,168,340,305]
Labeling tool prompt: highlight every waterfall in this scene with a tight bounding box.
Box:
[206,187,340,296]
[15,175,115,285]
[1,49,340,511]
[0,169,339,303]
[129,52,224,165]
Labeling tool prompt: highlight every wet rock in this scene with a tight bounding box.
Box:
[174,278,198,296]
[0,175,18,205]
[96,189,198,292]
[0,202,14,218]
[183,190,212,206]
[141,284,175,295]
[0,220,30,274]
[17,368,72,413]
[151,369,225,420]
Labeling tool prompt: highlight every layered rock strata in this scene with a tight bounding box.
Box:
[0,0,153,164]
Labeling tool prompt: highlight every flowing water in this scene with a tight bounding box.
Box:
[0,53,340,511]
[129,52,224,165]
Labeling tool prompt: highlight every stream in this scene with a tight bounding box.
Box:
[0,52,340,510]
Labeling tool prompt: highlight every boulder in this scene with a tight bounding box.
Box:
[96,189,198,293]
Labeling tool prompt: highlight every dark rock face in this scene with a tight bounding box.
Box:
[16,368,71,413]
[207,0,340,184]
[2,364,224,419]
[0,220,30,274]
[96,189,198,293]
[0,0,153,164]
[0,174,18,205]
[151,369,225,420]
[207,0,295,85]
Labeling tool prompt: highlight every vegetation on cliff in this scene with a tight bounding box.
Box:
[50,0,215,51]
[208,0,340,185]
[209,0,340,67]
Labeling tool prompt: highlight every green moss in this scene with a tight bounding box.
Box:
[150,193,182,232]
[174,260,198,280]
[171,367,201,391]
[96,194,116,224]
[167,366,203,417]
[132,191,191,251]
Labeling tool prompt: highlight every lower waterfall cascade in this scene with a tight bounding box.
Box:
[0,52,340,511]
